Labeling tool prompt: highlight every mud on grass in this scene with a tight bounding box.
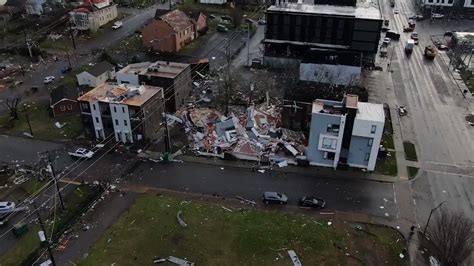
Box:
[79,195,408,265]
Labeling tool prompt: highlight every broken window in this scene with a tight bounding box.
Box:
[322,137,337,150]
[327,124,340,133]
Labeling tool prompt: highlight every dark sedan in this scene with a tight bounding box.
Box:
[298,196,326,209]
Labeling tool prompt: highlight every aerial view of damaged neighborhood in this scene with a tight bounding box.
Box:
[0,0,474,264]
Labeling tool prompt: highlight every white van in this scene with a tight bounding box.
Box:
[112,21,123,30]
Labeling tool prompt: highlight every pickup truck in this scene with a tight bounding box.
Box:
[68,148,94,159]
[112,21,123,30]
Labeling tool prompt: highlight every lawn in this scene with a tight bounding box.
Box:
[407,166,419,179]
[79,195,408,265]
[375,151,398,176]
[0,102,82,141]
[381,131,395,150]
[468,79,474,93]
[403,141,418,161]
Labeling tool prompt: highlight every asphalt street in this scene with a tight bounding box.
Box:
[381,0,474,222]
[130,161,399,221]
[0,134,63,165]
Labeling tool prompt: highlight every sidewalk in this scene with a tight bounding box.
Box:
[176,154,400,183]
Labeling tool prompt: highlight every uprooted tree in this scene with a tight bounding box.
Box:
[426,209,474,265]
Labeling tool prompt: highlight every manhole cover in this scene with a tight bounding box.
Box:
[466,114,474,124]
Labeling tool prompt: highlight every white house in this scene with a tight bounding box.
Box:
[69,0,118,32]
[305,95,385,171]
[76,61,115,88]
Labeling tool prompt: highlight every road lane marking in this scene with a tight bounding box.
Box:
[425,169,474,178]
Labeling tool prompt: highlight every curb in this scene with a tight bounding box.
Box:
[175,154,400,184]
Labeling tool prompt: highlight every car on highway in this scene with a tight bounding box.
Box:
[298,196,326,209]
[68,148,95,159]
[403,26,414,32]
[0,202,15,214]
[411,32,419,44]
[386,31,400,40]
[409,14,424,21]
[394,8,399,14]
[431,13,444,19]
[112,21,123,30]
[262,192,288,205]
[424,45,437,59]
[43,76,55,84]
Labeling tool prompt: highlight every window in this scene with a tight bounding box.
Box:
[364,153,370,161]
[93,104,96,110]
[60,105,66,111]
[115,119,119,126]
[113,106,117,113]
[124,120,128,126]
[67,104,73,111]
[321,137,337,150]
[368,138,373,147]
[122,107,125,113]
[95,117,99,123]
[327,124,340,133]
[371,125,377,134]
[448,0,453,3]
[323,152,335,160]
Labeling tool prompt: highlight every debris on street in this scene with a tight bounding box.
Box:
[235,196,256,206]
[287,250,302,266]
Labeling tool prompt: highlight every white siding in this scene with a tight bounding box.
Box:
[90,101,105,139]
[110,103,133,143]
[199,0,227,4]
[423,0,454,6]
[116,72,140,85]
[77,72,97,87]
[352,118,384,171]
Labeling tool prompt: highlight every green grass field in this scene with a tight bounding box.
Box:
[79,195,408,265]
[403,141,418,162]
[376,151,398,176]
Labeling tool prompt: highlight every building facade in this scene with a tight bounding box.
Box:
[116,61,192,112]
[69,0,118,32]
[305,95,384,171]
[78,83,164,144]
[142,9,195,53]
[264,0,382,68]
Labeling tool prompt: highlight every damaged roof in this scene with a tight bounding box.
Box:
[78,83,163,106]
[159,9,193,33]
[84,61,114,77]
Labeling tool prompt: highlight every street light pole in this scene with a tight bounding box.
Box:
[423,201,447,236]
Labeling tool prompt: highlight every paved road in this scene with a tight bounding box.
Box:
[130,161,399,220]
[381,0,474,223]
[0,134,64,165]
[232,24,265,68]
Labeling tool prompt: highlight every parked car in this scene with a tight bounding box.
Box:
[381,27,390,32]
[403,26,414,32]
[386,31,400,40]
[298,196,326,209]
[0,202,15,214]
[43,76,55,84]
[262,192,288,205]
[398,105,407,116]
[258,19,266,25]
[68,148,94,159]
[408,19,416,28]
[424,45,437,59]
[444,31,454,37]
[383,37,391,46]
[384,20,389,26]
[431,13,444,19]
[217,24,229,32]
[112,21,123,30]
[411,32,419,44]
[409,14,424,21]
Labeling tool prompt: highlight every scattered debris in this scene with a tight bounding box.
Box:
[54,122,67,128]
[399,253,405,259]
[287,250,302,266]
[257,169,265,173]
[235,196,256,206]
[221,206,232,212]
[176,210,187,227]
[327,221,332,226]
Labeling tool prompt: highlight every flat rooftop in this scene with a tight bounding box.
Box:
[356,102,384,122]
[117,61,190,79]
[78,83,163,107]
[267,0,382,20]
[312,99,346,115]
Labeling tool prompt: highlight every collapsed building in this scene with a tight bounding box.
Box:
[178,105,307,165]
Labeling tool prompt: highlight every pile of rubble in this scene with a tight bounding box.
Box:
[178,104,307,165]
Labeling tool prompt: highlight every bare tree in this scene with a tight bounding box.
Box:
[1,97,21,120]
[426,209,474,266]
[230,8,242,28]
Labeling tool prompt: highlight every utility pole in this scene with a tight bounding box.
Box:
[225,42,231,115]
[68,23,77,50]
[423,201,447,236]
[162,112,171,154]
[33,202,57,266]
[47,154,65,211]
[247,22,251,67]
[23,104,33,136]
[64,44,72,69]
